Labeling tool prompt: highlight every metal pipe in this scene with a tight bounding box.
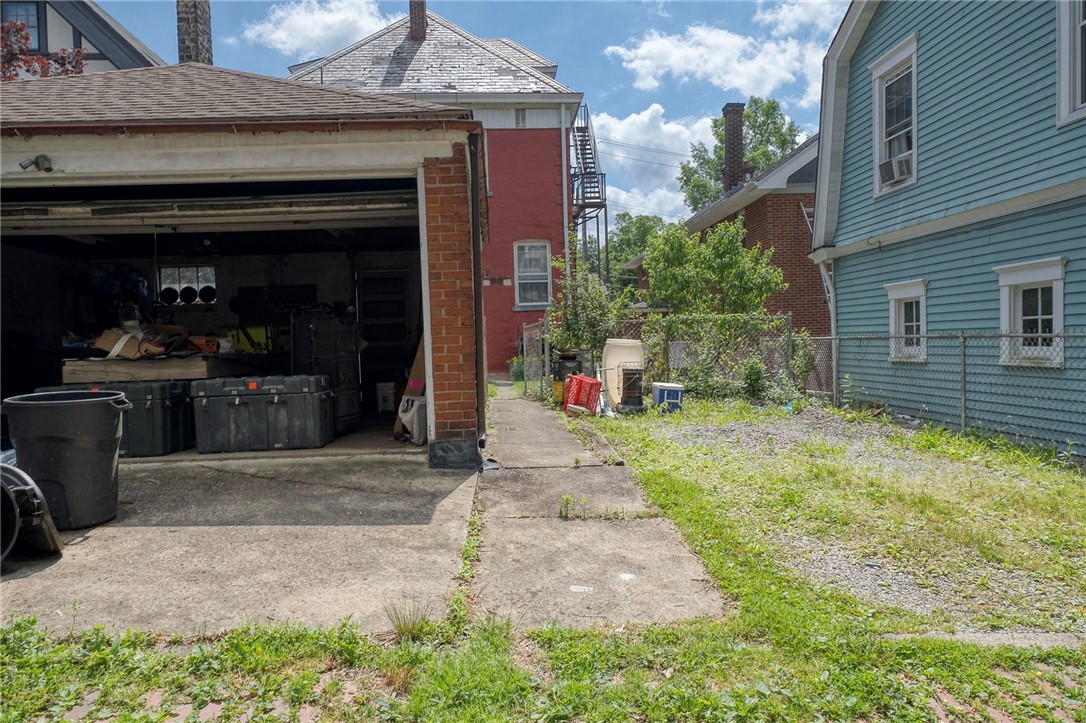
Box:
[560,103,571,279]
[469,133,487,449]
[959,330,967,431]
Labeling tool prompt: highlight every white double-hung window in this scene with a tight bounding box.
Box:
[993,257,1067,367]
[514,241,551,308]
[1057,0,1086,125]
[870,34,918,194]
[885,279,927,362]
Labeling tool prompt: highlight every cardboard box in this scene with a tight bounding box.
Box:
[93,328,165,360]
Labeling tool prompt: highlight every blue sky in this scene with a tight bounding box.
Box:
[97,0,848,221]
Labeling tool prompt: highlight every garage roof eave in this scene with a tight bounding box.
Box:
[1,116,483,138]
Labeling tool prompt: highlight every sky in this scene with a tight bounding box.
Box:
[97,0,849,222]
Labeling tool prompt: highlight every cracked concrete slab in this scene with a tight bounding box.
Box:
[1,457,476,635]
[486,397,602,468]
[476,517,725,628]
[478,466,652,519]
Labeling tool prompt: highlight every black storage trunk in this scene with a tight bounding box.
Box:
[292,314,361,435]
[36,381,192,457]
[190,375,333,453]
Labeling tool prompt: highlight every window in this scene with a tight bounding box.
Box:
[870,34,918,194]
[993,257,1066,367]
[514,241,550,307]
[514,108,527,128]
[159,265,217,305]
[2,2,40,50]
[1057,0,1086,125]
[885,279,927,362]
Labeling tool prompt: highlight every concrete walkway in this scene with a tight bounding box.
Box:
[476,386,724,628]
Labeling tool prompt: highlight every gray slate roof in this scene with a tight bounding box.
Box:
[483,38,557,76]
[0,63,467,127]
[289,12,574,95]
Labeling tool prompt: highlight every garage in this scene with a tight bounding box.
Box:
[1,64,487,468]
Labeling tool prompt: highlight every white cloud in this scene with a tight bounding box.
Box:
[231,0,404,60]
[606,2,848,109]
[593,104,714,219]
[754,0,849,38]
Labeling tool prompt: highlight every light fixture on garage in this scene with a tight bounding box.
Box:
[18,155,53,172]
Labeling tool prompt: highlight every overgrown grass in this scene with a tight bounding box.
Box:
[4,397,1084,721]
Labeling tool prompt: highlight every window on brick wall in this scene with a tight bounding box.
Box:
[884,278,926,362]
[994,257,1066,367]
[1058,0,1086,125]
[514,241,551,308]
[870,34,918,194]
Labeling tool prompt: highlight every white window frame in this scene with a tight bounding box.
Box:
[870,34,918,196]
[993,256,1066,367]
[1057,0,1086,126]
[513,240,551,309]
[884,278,927,362]
[514,108,527,128]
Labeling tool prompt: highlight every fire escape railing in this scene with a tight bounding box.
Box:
[570,104,606,221]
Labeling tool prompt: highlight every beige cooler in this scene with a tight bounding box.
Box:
[601,339,645,408]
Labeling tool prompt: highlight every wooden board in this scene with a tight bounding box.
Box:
[62,355,260,383]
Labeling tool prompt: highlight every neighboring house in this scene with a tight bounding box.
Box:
[288,0,591,376]
[0,0,164,71]
[1,63,488,468]
[811,0,1085,445]
[686,103,828,335]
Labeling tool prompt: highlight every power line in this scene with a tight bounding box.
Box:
[597,136,690,158]
[598,150,683,169]
[609,200,685,218]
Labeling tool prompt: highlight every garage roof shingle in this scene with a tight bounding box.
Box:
[0,63,469,128]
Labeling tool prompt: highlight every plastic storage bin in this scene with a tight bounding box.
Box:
[2,390,131,529]
[190,375,333,453]
[38,381,192,457]
[651,382,684,413]
[376,382,397,413]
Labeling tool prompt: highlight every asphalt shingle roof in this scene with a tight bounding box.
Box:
[290,12,574,95]
[0,63,468,127]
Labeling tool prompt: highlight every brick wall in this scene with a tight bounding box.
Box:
[737,193,830,336]
[481,127,566,374]
[424,142,479,441]
[176,0,213,65]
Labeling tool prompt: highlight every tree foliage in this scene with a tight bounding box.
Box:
[545,254,630,362]
[1,20,85,81]
[677,96,802,213]
[608,212,665,290]
[642,218,785,315]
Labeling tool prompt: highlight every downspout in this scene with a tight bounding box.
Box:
[469,133,487,449]
[560,103,571,278]
[818,260,837,337]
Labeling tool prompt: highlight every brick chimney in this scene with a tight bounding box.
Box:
[722,102,745,192]
[177,0,212,64]
[409,0,427,41]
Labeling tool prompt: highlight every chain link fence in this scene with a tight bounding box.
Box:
[818,331,1085,450]
[520,319,550,401]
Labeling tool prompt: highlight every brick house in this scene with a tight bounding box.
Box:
[685,104,829,335]
[288,1,587,375]
[1,63,488,467]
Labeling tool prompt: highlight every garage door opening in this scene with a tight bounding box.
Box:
[2,180,430,453]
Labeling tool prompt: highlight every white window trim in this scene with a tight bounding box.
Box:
[1057,0,1086,126]
[885,278,927,362]
[513,240,552,309]
[870,33,918,197]
[993,256,1066,367]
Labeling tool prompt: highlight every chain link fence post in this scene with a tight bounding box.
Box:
[959,330,967,431]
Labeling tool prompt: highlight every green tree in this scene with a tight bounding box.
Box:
[677,96,802,213]
[642,218,785,315]
[545,255,629,364]
[607,212,665,291]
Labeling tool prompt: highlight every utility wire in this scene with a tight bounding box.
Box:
[597,136,690,157]
[598,150,684,169]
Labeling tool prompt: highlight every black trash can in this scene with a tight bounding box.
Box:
[2,390,130,530]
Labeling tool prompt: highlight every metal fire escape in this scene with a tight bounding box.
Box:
[570,104,610,280]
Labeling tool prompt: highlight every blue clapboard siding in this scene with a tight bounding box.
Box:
[834,197,1086,447]
[832,0,1086,249]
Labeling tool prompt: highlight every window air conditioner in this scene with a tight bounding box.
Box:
[879,153,913,185]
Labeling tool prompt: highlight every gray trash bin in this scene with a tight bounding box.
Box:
[2,390,131,530]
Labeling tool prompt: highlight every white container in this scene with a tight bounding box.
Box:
[601,339,645,408]
[376,382,397,413]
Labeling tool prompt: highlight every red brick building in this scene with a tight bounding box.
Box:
[686,105,829,335]
[290,2,587,375]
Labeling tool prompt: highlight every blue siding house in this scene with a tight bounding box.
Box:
[811,0,1086,448]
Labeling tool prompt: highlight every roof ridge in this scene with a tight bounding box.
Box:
[426,13,572,93]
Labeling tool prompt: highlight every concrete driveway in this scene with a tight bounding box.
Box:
[1,454,475,635]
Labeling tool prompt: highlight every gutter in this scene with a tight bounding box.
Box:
[468,133,487,451]
[1,117,483,137]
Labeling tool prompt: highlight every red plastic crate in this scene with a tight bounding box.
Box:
[563,375,583,413]
[563,374,601,415]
